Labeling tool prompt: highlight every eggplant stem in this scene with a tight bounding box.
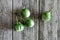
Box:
[23,6,26,9]
[16,16,18,24]
[49,7,53,12]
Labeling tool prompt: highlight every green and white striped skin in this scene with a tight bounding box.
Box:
[14,22,24,32]
[24,18,34,27]
[21,8,30,18]
[42,11,51,21]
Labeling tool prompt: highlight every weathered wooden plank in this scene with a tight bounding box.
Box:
[0,0,3,30]
[22,0,39,40]
[39,0,45,40]
[57,0,60,40]
[28,0,39,40]
[43,0,52,40]
[1,0,12,40]
[40,0,58,40]
[45,0,58,40]
[0,0,3,40]
[23,0,39,40]
[13,0,39,40]
[12,0,23,40]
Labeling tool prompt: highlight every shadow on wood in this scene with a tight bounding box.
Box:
[1,8,42,31]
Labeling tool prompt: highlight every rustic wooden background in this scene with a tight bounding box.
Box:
[0,0,60,40]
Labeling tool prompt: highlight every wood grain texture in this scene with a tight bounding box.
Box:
[24,0,39,40]
[0,0,60,40]
[39,0,58,40]
[12,0,23,40]
[57,0,60,40]
[39,0,45,40]
[0,0,3,40]
[0,0,12,40]
[12,0,39,40]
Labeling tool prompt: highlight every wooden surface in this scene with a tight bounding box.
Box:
[0,0,60,40]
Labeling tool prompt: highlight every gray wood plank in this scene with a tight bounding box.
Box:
[1,0,12,40]
[22,0,39,40]
[40,0,58,40]
[57,0,60,40]
[0,0,3,31]
[45,0,58,40]
[39,0,45,40]
[28,0,39,40]
[0,0,3,40]
[13,0,39,40]
[12,0,23,40]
